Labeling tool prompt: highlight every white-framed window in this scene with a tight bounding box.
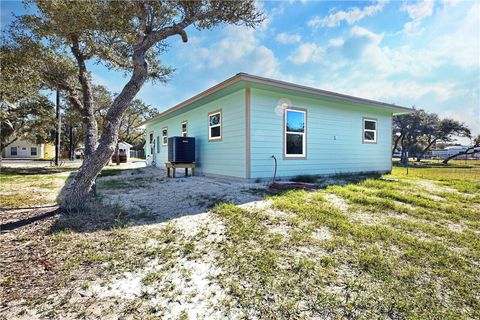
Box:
[11,146,17,156]
[31,147,37,156]
[162,127,168,145]
[363,118,377,143]
[208,110,222,141]
[285,109,306,157]
[181,121,188,137]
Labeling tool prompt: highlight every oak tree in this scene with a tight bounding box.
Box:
[12,0,264,209]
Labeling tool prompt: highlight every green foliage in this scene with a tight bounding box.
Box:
[0,95,56,152]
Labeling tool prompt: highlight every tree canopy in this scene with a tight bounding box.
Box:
[8,0,264,209]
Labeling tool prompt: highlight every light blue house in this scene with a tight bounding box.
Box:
[140,73,412,180]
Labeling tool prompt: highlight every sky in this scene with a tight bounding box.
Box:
[1,0,479,142]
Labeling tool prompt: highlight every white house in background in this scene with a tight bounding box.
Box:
[2,139,54,159]
[110,141,132,163]
[431,146,480,159]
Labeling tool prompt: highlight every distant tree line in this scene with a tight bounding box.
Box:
[392,110,479,164]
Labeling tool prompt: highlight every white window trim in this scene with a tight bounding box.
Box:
[363,118,377,144]
[208,110,222,141]
[181,120,188,137]
[162,127,168,146]
[284,109,306,158]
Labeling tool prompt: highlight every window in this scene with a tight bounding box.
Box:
[363,118,377,143]
[285,109,306,157]
[149,132,154,155]
[162,127,168,145]
[181,121,188,137]
[11,147,17,156]
[31,147,37,156]
[208,111,222,141]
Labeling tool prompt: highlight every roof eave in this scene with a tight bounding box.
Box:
[138,73,414,128]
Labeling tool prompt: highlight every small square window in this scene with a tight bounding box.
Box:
[31,147,37,156]
[363,118,377,143]
[11,147,17,156]
[208,111,222,141]
[162,127,168,145]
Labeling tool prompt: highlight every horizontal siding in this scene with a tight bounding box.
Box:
[250,88,392,179]
[145,90,246,178]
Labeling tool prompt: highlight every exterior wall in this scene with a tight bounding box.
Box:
[249,88,393,179]
[43,143,54,159]
[145,90,246,178]
[3,140,52,159]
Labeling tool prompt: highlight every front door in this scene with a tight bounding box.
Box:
[20,147,28,157]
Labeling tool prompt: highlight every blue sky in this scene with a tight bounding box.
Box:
[2,0,479,141]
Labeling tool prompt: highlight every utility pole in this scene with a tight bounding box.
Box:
[55,90,61,166]
[69,124,74,161]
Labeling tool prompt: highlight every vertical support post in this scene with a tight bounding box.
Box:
[115,143,120,165]
[69,124,74,161]
[55,90,61,166]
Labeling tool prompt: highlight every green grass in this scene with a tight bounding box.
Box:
[212,165,480,319]
[0,167,72,208]
[2,162,479,319]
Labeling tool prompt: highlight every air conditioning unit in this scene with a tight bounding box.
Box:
[168,137,195,163]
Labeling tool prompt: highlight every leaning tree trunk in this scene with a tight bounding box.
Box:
[416,139,436,162]
[392,133,403,156]
[442,148,479,164]
[60,53,148,210]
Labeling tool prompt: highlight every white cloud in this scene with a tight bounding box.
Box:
[401,0,434,33]
[287,43,324,64]
[275,32,302,44]
[308,1,387,28]
[179,26,279,77]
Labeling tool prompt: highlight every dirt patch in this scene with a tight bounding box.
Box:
[325,193,349,212]
[98,167,265,223]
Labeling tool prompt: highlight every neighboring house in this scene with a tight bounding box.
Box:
[140,73,413,180]
[431,146,480,159]
[2,139,54,159]
[111,141,132,163]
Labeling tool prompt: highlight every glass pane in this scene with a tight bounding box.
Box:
[286,133,303,155]
[364,120,376,130]
[364,131,375,141]
[210,113,220,126]
[210,126,221,138]
[286,110,305,132]
[162,129,167,136]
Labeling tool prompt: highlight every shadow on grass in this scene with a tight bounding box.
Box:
[2,162,387,235]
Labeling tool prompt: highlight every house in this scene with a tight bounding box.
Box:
[431,146,480,159]
[140,73,413,180]
[111,141,133,163]
[2,139,54,159]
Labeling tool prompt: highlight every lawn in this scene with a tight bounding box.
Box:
[1,162,479,319]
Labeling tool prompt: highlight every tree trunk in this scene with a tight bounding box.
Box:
[60,51,148,210]
[71,39,97,159]
[442,147,479,164]
[416,139,436,162]
[82,112,97,159]
[392,133,403,156]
